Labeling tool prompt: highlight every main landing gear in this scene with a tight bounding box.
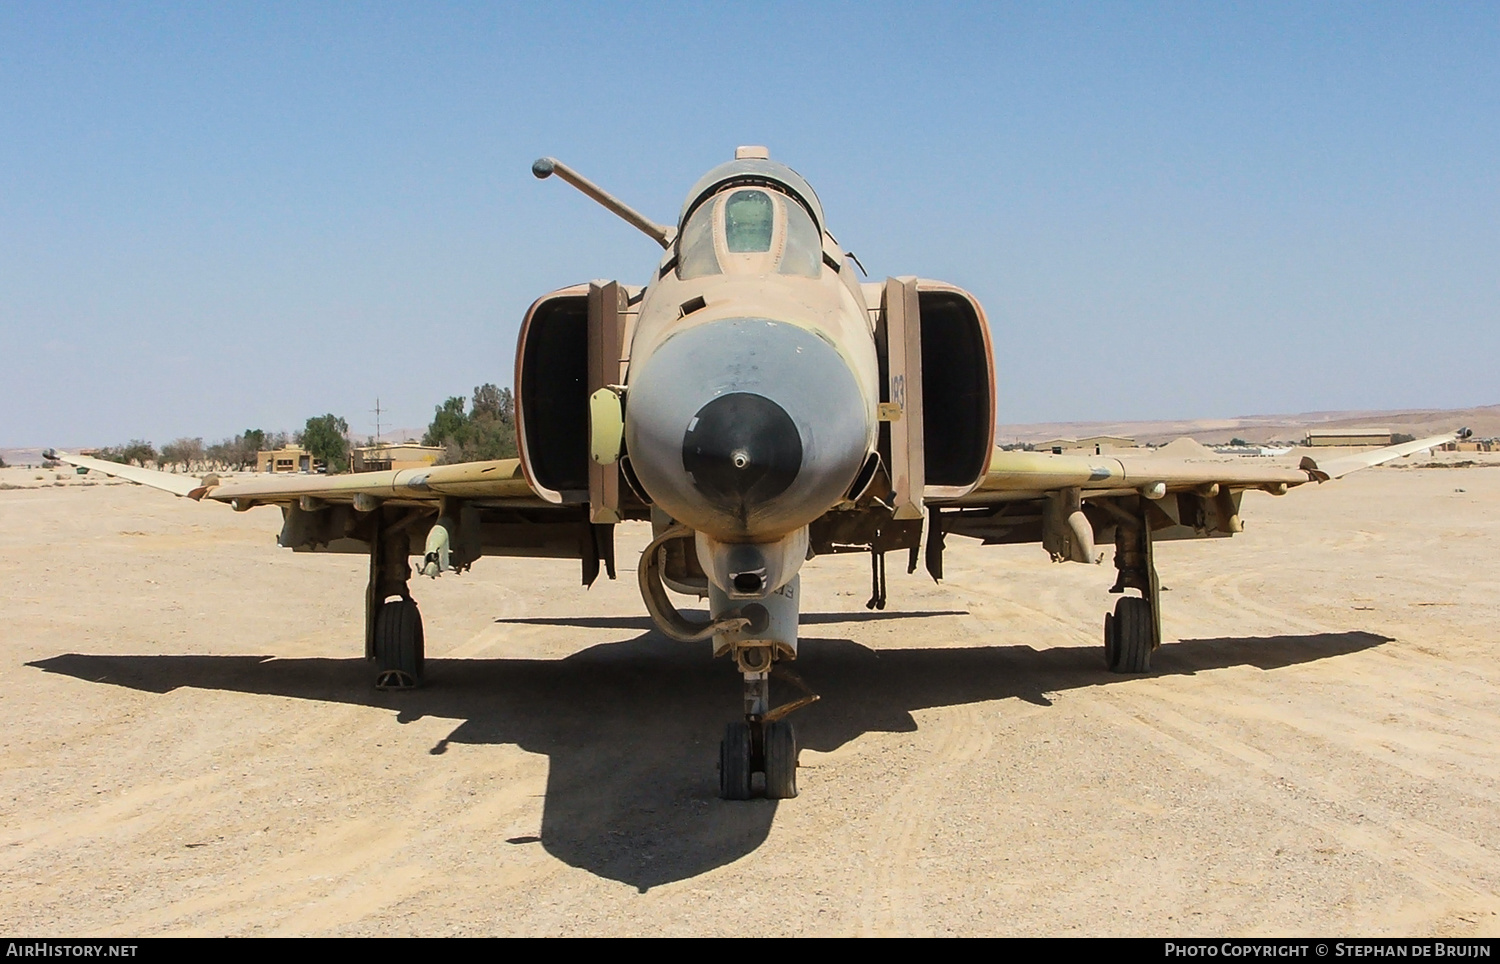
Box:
[1104,597,1152,673]
[719,648,804,800]
[366,516,425,690]
[1102,497,1163,674]
[374,598,425,690]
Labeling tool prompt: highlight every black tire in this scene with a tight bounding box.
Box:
[374,598,424,688]
[719,721,753,800]
[1103,610,1117,668]
[763,720,798,799]
[1109,596,1152,674]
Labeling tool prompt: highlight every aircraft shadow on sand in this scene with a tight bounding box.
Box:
[29,614,1389,891]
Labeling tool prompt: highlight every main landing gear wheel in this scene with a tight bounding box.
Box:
[720,721,753,800]
[374,598,424,690]
[1105,596,1152,674]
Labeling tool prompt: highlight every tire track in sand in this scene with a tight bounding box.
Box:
[855,700,994,936]
[851,591,1028,937]
[119,758,549,935]
[1092,691,1500,929]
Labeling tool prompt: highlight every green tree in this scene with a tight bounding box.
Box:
[299,414,350,474]
[99,440,158,467]
[462,384,516,461]
[205,438,232,468]
[472,383,506,420]
[423,396,468,448]
[159,437,205,472]
[423,384,517,463]
[233,429,269,469]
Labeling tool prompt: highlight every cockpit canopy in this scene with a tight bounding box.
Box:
[678,176,824,280]
[679,157,825,231]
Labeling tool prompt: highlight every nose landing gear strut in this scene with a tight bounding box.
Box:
[719,646,818,800]
[636,525,817,800]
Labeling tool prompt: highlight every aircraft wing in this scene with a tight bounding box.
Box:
[1301,433,1467,481]
[46,451,205,497]
[956,431,1460,505]
[45,450,543,508]
[195,459,539,508]
[49,447,620,590]
[934,431,1461,561]
[961,449,1308,504]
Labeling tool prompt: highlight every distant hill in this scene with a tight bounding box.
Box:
[1,447,59,468]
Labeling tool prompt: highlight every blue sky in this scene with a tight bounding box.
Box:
[3,2,1496,446]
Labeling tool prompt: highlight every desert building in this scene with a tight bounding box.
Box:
[350,443,444,473]
[1036,435,1136,455]
[257,445,322,474]
[1436,439,1497,453]
[1303,429,1392,447]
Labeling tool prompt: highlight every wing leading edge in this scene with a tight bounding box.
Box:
[45,451,541,508]
[958,431,1460,505]
[45,451,205,498]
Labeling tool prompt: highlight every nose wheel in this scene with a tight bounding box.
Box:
[763,719,799,798]
[719,718,799,800]
[719,659,806,800]
[719,721,754,800]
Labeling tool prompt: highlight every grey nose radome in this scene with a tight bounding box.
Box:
[624,317,873,541]
[682,392,803,510]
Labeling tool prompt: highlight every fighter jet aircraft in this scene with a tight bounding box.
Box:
[50,147,1463,801]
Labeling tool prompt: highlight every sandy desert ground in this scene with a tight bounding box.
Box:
[2,457,1498,936]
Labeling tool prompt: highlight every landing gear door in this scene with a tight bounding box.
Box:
[587,280,627,524]
[879,276,925,520]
